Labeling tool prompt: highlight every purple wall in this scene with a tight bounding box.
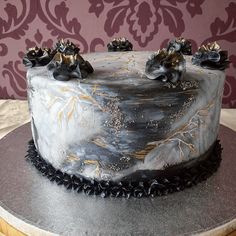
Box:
[0,0,235,107]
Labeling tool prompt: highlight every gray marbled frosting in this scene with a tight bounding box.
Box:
[26,51,225,181]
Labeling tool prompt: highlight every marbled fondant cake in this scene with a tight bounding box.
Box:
[24,39,228,197]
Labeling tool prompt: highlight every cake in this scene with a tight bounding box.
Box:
[23,38,229,198]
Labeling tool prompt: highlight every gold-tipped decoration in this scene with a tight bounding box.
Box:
[199,41,220,52]
[107,37,133,52]
[145,49,186,83]
[192,41,229,70]
[167,37,192,55]
[23,46,53,68]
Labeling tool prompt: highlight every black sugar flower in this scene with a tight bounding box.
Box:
[47,53,81,81]
[47,39,94,81]
[167,37,192,55]
[22,39,94,80]
[55,39,80,55]
[107,37,133,52]
[48,52,94,81]
[145,49,186,84]
[192,42,230,70]
[76,54,94,78]
[23,47,53,68]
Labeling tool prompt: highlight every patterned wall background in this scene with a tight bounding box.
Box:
[0,0,235,107]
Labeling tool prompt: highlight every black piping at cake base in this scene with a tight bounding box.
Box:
[25,139,222,198]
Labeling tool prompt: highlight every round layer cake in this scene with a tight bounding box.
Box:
[26,51,225,182]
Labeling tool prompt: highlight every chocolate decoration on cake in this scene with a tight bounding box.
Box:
[55,39,80,55]
[47,53,82,81]
[75,54,94,78]
[145,49,186,83]
[167,37,192,55]
[22,39,94,80]
[23,47,53,68]
[47,39,94,80]
[107,37,133,52]
[192,42,230,70]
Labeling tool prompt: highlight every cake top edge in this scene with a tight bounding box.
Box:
[22,38,228,83]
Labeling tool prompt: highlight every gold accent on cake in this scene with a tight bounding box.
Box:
[53,52,77,65]
[58,110,63,124]
[84,160,100,176]
[67,97,78,121]
[66,154,80,162]
[79,94,93,101]
[153,100,215,160]
[131,144,157,160]
[91,137,107,148]
[199,41,220,52]
[92,84,99,94]
[84,160,99,165]
[129,100,215,162]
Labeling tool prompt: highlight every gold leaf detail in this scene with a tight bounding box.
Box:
[131,144,157,160]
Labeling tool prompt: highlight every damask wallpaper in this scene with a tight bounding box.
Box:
[0,0,235,107]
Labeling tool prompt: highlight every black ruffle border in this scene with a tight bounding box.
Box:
[25,139,222,198]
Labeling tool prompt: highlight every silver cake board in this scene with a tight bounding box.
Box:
[0,123,235,236]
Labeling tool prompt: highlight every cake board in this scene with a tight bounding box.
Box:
[0,123,235,236]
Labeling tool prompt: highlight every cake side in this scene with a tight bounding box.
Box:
[27,51,225,181]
